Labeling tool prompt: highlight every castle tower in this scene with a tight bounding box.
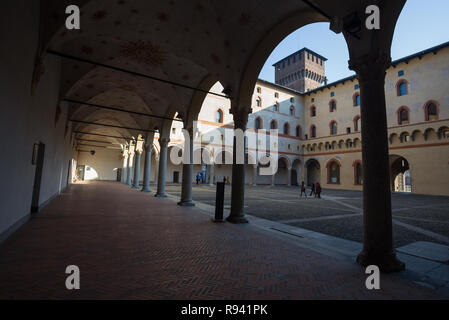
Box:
[273,48,327,93]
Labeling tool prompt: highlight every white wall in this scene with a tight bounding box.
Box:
[0,1,75,238]
[77,147,123,181]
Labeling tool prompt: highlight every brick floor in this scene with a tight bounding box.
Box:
[0,181,445,299]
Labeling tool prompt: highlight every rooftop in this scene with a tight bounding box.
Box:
[272,47,328,67]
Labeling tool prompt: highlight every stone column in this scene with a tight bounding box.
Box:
[252,165,257,186]
[271,174,275,187]
[178,128,194,206]
[132,150,142,189]
[155,138,169,197]
[287,168,292,186]
[227,118,248,223]
[349,54,404,272]
[141,144,153,193]
[127,151,134,187]
[209,163,215,186]
[122,152,128,184]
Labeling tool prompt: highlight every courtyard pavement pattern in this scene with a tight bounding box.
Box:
[0,181,447,299]
[165,184,449,248]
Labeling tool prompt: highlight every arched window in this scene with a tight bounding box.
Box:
[353,93,360,107]
[255,117,262,130]
[310,125,316,138]
[397,106,409,125]
[330,121,337,135]
[273,103,279,112]
[270,120,277,130]
[353,161,363,185]
[354,115,361,132]
[329,100,337,112]
[327,159,341,184]
[310,106,316,117]
[296,126,301,138]
[256,97,262,108]
[216,109,223,123]
[283,123,290,135]
[396,80,409,96]
[425,101,439,121]
[290,106,295,116]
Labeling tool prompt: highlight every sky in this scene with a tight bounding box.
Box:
[258,0,449,83]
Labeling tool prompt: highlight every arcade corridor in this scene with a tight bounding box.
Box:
[0,181,442,299]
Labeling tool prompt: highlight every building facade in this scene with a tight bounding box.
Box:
[80,42,449,196]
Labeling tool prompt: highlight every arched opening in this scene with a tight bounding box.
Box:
[329,100,337,112]
[296,125,301,138]
[216,109,224,124]
[310,125,316,138]
[275,157,290,185]
[353,160,363,185]
[305,159,320,186]
[390,155,411,193]
[330,121,337,135]
[270,120,278,130]
[396,79,409,96]
[424,101,439,121]
[255,117,263,130]
[397,106,410,125]
[326,159,341,184]
[291,159,302,186]
[353,93,360,107]
[310,105,316,117]
[283,122,290,135]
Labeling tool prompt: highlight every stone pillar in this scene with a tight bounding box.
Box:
[227,118,248,224]
[122,152,128,184]
[349,54,404,272]
[271,174,275,187]
[132,150,142,189]
[178,128,194,206]
[155,138,169,197]
[127,151,134,187]
[287,168,292,186]
[252,165,257,186]
[141,144,153,193]
[209,163,215,186]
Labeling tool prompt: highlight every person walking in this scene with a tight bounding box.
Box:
[315,182,322,198]
[196,172,201,185]
[309,182,315,197]
[300,181,307,198]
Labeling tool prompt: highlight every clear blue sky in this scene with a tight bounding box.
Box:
[258,0,449,83]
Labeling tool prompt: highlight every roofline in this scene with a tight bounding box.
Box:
[304,40,449,95]
[272,47,328,66]
[260,40,449,96]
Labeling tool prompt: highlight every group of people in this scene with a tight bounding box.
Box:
[300,181,321,198]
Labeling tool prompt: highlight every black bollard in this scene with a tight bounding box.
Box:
[213,182,225,222]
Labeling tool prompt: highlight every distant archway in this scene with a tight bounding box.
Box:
[390,155,411,192]
[305,159,320,186]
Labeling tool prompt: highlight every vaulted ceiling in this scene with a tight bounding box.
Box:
[38,0,389,146]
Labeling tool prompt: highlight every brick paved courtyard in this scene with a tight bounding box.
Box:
[165,184,449,247]
[0,181,447,299]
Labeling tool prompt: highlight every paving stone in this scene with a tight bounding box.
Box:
[0,182,445,299]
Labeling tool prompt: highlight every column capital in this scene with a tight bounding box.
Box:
[348,52,391,83]
[144,143,154,152]
[159,138,170,147]
[230,107,250,131]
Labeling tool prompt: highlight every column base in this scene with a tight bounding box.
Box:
[356,250,405,273]
[141,188,151,193]
[132,185,140,190]
[155,194,166,198]
[177,200,195,207]
[226,215,248,224]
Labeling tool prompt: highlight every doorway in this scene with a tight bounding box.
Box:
[173,171,180,183]
[31,142,45,213]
